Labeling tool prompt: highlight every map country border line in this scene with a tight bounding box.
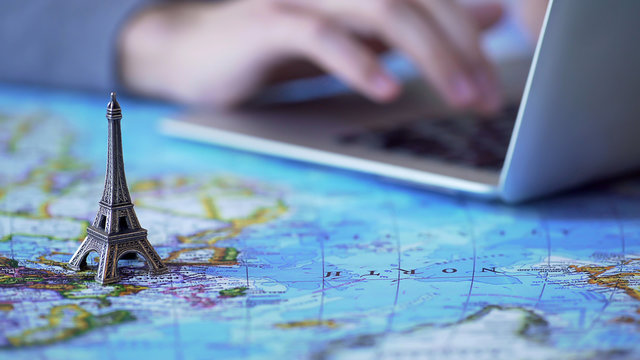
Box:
[458,199,478,323]
[373,198,404,360]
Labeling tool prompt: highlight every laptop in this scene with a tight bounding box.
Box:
[160,0,640,203]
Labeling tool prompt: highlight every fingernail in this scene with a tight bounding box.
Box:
[475,71,503,112]
[370,73,399,101]
[450,74,476,105]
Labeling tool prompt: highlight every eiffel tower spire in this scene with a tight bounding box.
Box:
[69,92,168,285]
[101,92,132,207]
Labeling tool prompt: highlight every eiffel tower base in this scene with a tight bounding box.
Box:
[69,227,168,285]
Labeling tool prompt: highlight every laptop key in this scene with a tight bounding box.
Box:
[338,104,519,171]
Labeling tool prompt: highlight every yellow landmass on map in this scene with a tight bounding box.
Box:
[130,177,188,193]
[129,175,288,267]
[166,199,287,266]
[33,254,71,268]
[611,316,637,324]
[275,320,339,329]
[7,119,33,153]
[201,195,222,219]
[571,258,640,301]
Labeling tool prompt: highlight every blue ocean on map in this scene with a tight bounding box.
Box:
[1,86,640,359]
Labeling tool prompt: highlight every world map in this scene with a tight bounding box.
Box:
[1,87,640,359]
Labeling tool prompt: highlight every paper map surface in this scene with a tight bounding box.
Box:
[1,88,640,359]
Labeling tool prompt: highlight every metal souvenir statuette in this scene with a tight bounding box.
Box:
[69,92,168,285]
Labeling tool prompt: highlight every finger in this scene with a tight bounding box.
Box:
[269,0,350,14]
[373,1,482,108]
[416,0,502,112]
[417,0,486,65]
[280,15,401,102]
[466,2,504,30]
[271,0,481,108]
[268,0,374,36]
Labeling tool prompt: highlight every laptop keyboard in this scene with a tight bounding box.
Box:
[338,104,519,171]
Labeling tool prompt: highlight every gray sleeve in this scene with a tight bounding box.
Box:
[0,0,156,93]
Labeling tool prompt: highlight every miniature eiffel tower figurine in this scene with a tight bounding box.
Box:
[69,92,168,285]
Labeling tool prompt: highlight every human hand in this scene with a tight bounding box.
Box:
[515,0,549,41]
[120,0,504,112]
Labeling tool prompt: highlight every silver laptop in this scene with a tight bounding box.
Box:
[161,0,640,203]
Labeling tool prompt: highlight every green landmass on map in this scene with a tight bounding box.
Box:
[219,286,248,298]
